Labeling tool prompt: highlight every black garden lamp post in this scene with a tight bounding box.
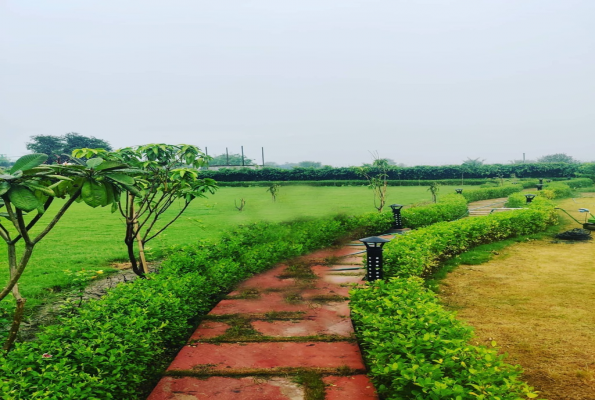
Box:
[525,194,536,203]
[539,179,543,184]
[455,188,463,194]
[536,184,543,191]
[389,204,404,229]
[359,236,391,282]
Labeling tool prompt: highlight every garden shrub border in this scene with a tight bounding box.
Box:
[0,213,391,400]
[350,198,558,399]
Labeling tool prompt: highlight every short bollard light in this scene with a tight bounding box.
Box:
[360,236,390,282]
[536,184,543,191]
[455,188,463,194]
[525,194,536,203]
[539,179,543,184]
[389,204,404,229]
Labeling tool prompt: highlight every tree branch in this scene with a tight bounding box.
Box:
[32,189,81,245]
[144,201,190,243]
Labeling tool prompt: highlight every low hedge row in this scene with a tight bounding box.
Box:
[0,213,390,400]
[350,278,540,399]
[216,179,492,187]
[506,182,575,207]
[350,198,557,399]
[384,198,556,279]
[461,185,523,202]
[401,194,468,229]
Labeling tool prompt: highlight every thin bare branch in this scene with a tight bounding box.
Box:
[32,189,81,245]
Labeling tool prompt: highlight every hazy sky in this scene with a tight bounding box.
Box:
[2,1,594,167]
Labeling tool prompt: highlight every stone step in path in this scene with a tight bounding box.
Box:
[147,238,396,400]
[467,197,509,217]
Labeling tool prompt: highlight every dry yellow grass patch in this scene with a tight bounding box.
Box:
[439,195,595,400]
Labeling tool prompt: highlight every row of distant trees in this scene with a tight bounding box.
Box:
[9,133,591,170]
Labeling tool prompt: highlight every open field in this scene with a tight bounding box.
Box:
[439,195,595,400]
[0,185,473,312]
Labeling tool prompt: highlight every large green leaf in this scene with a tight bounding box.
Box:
[7,185,42,212]
[105,172,135,186]
[81,180,108,208]
[0,181,10,196]
[94,161,127,171]
[86,158,104,169]
[9,154,48,174]
[22,182,55,196]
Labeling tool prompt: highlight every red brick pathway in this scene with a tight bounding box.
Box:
[147,241,386,400]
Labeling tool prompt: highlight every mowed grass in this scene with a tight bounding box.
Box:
[438,195,595,400]
[0,185,475,312]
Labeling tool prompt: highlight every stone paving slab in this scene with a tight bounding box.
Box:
[148,242,381,399]
[168,342,366,372]
[190,321,231,340]
[252,315,354,337]
[147,376,304,400]
[230,264,297,293]
[208,292,309,314]
[324,375,379,400]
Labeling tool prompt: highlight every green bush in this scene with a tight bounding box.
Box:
[543,182,573,198]
[383,202,556,278]
[215,179,492,187]
[461,185,523,202]
[0,213,390,400]
[350,200,557,399]
[350,278,540,399]
[402,194,468,228]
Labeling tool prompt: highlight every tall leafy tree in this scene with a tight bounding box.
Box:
[0,152,140,350]
[209,153,254,166]
[62,132,112,156]
[25,135,64,164]
[0,155,11,168]
[537,153,579,163]
[75,144,217,276]
[26,133,112,164]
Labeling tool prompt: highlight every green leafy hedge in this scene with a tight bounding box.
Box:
[202,162,581,182]
[350,199,557,399]
[384,200,556,279]
[0,213,390,400]
[461,185,523,202]
[402,194,468,229]
[216,179,492,187]
[350,278,540,399]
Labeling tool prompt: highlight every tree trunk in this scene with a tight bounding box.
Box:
[3,288,26,352]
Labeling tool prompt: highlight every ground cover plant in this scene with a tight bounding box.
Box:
[349,194,560,399]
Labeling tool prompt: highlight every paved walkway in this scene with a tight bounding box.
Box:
[467,197,509,216]
[147,239,391,400]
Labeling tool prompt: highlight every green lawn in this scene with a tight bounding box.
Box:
[0,185,475,312]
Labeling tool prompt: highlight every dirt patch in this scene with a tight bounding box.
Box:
[439,196,595,400]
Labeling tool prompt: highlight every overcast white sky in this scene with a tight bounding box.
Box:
[1,1,594,166]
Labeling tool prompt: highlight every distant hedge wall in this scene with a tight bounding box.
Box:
[202,163,581,182]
